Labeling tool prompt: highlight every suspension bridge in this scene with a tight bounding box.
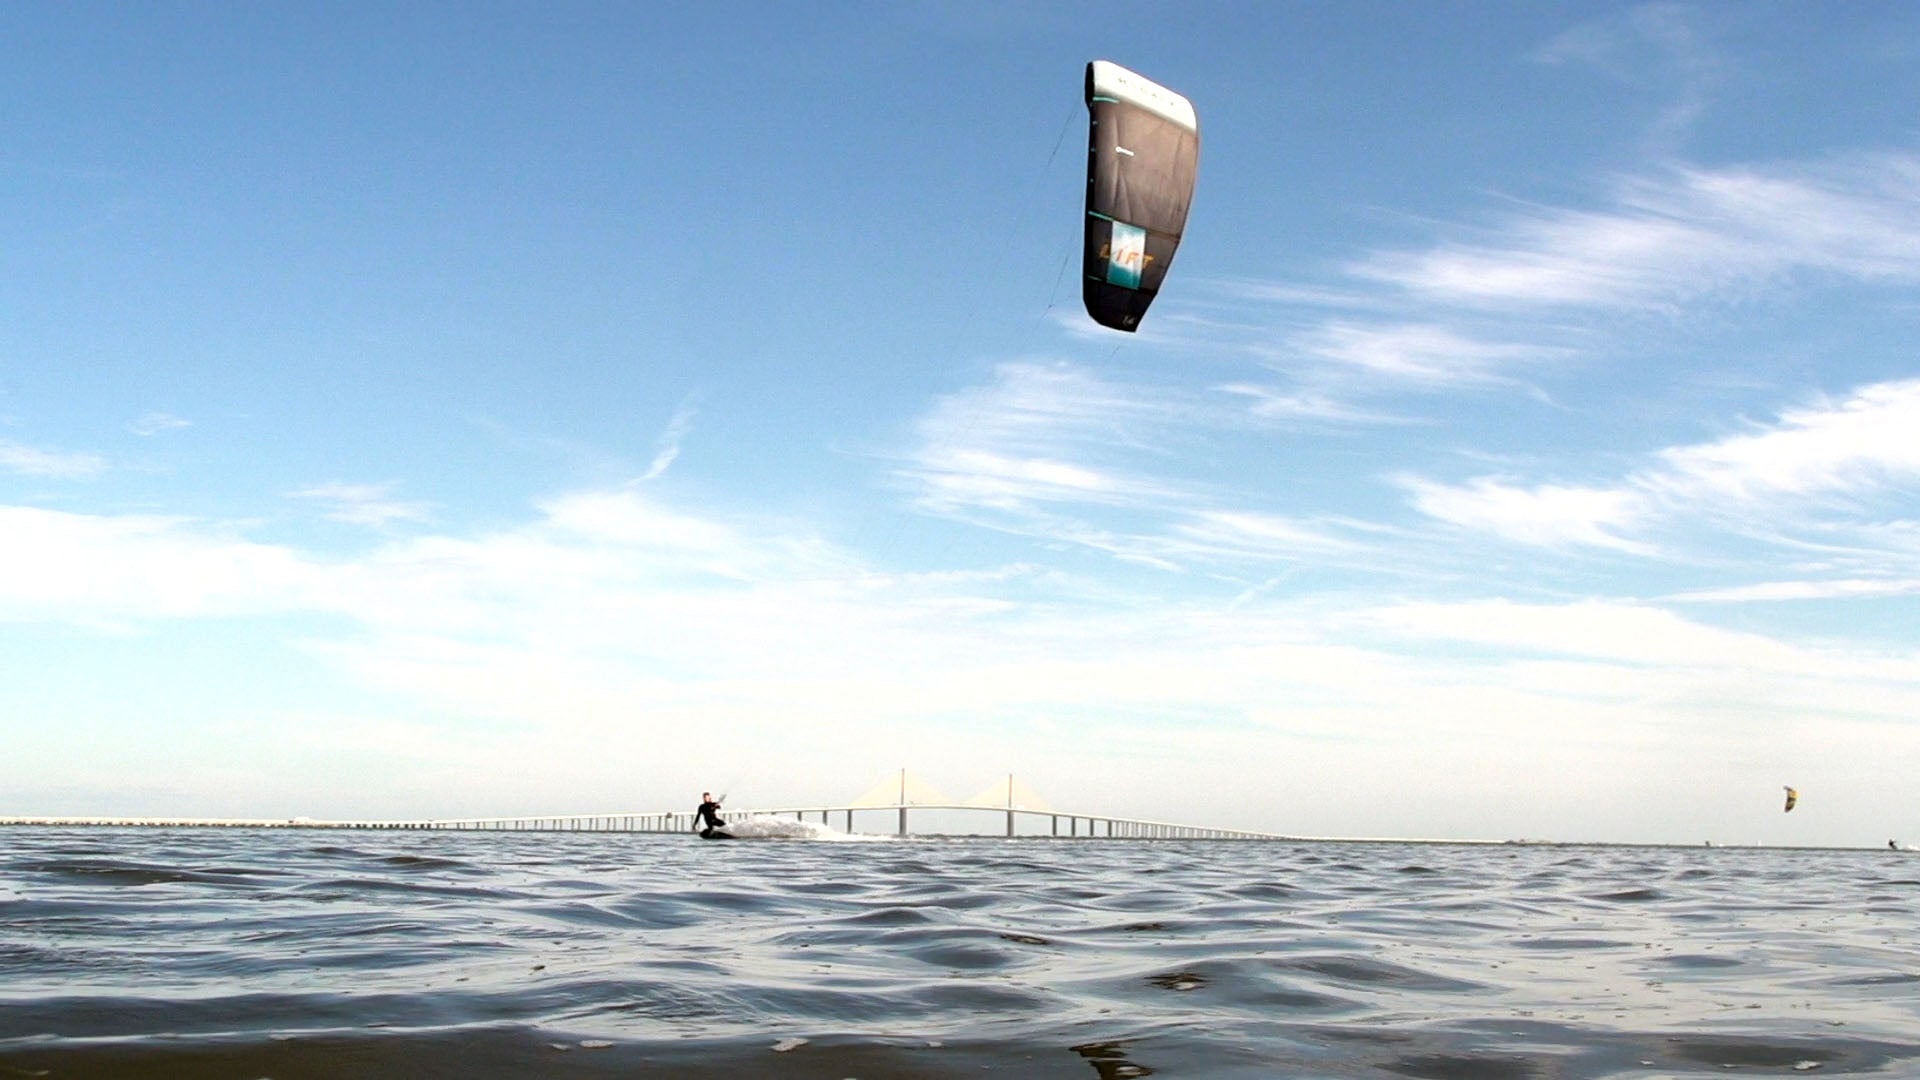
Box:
[1,770,1293,840]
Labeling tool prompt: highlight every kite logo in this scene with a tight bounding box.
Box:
[1103,222,1148,289]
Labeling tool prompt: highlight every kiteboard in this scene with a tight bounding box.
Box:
[698,826,736,840]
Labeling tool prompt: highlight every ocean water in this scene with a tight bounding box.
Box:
[3,825,1918,1078]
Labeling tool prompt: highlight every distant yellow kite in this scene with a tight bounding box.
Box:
[1783,786,1798,813]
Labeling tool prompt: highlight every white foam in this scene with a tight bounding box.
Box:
[719,815,896,842]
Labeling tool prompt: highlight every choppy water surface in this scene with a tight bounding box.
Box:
[3,827,1917,1078]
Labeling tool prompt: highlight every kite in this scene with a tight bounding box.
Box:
[1783,786,1798,812]
[1082,60,1199,332]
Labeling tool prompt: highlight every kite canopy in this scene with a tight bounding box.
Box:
[1082,60,1199,332]
[1783,786,1798,812]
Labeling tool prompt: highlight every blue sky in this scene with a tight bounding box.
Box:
[5,2,1919,845]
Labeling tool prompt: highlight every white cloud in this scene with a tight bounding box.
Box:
[1215,383,1411,424]
[1652,379,1920,503]
[1167,142,1920,438]
[542,488,738,551]
[1402,378,1920,560]
[1163,509,1379,564]
[290,482,433,527]
[128,412,190,436]
[1195,149,1920,428]
[1531,3,1722,149]
[0,506,329,625]
[1199,149,1920,423]
[1401,474,1655,553]
[1366,598,1782,668]
[1289,321,1557,385]
[1356,206,1727,310]
[916,361,1193,449]
[913,447,1146,512]
[903,361,1205,517]
[1669,578,1920,603]
[1353,157,1920,314]
[641,395,699,481]
[7,488,1919,841]
[897,362,1391,573]
[1360,597,1920,695]
[0,439,105,479]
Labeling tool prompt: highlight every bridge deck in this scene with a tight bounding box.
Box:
[0,804,1295,840]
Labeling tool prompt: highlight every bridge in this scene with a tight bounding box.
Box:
[0,771,1294,840]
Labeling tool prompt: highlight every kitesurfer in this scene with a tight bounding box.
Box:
[695,792,726,838]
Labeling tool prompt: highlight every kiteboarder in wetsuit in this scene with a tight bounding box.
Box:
[695,792,726,838]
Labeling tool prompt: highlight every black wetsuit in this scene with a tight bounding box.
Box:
[696,800,726,837]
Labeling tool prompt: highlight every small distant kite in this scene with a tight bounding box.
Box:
[1782,786,1798,813]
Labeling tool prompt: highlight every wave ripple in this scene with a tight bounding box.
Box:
[2,830,1917,1077]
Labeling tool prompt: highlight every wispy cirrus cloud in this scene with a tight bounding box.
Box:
[0,439,105,479]
[1531,3,1723,150]
[900,361,1374,569]
[917,362,1193,449]
[1204,148,1920,422]
[1214,383,1412,425]
[916,362,1920,588]
[290,482,434,527]
[1357,596,1920,693]
[127,412,190,436]
[1286,321,1561,386]
[641,395,700,481]
[904,362,1201,517]
[913,447,1152,513]
[1399,475,1656,554]
[1162,509,1390,565]
[1402,379,1920,574]
[1650,379,1920,504]
[1353,156,1920,314]
[1194,147,1920,589]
